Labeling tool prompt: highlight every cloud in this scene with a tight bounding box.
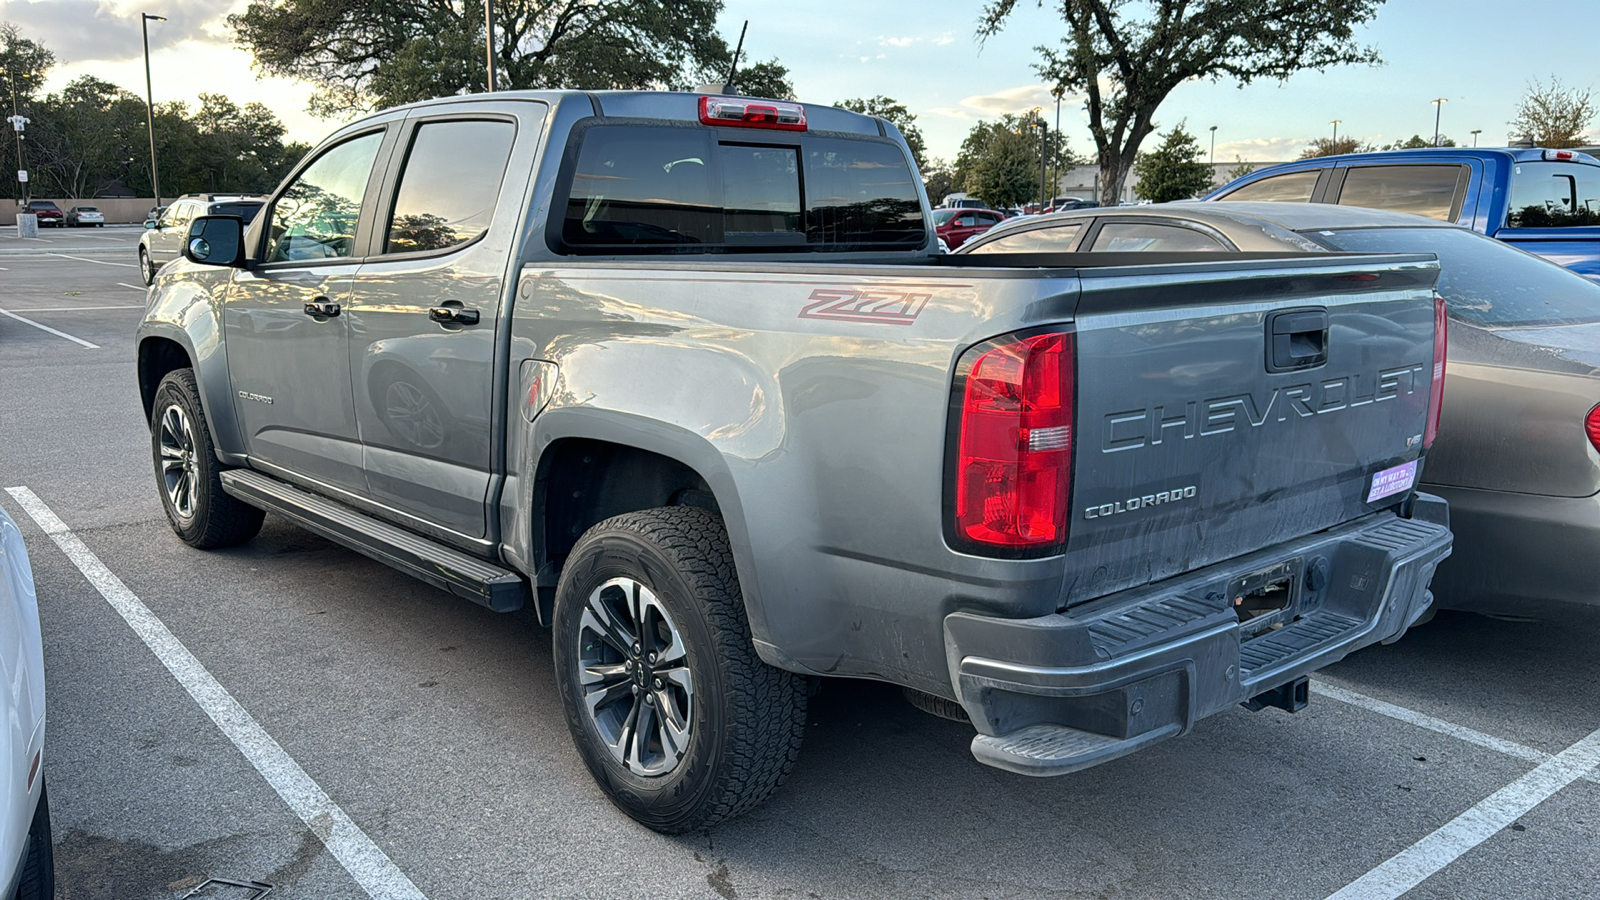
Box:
[933,33,955,46]
[1214,137,1311,161]
[1,0,235,64]
[926,84,1062,120]
[877,36,915,48]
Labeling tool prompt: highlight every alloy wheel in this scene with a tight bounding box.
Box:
[157,403,199,520]
[577,577,695,776]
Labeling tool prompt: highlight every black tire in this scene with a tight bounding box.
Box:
[139,247,156,286]
[902,686,972,723]
[13,780,54,900]
[552,507,807,833]
[150,369,264,549]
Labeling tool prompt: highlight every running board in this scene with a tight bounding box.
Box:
[971,723,1181,776]
[220,469,527,612]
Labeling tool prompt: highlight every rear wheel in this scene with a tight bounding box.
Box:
[139,247,156,286]
[552,507,807,833]
[13,781,54,900]
[150,369,264,548]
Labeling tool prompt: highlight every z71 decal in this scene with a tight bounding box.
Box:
[798,288,931,325]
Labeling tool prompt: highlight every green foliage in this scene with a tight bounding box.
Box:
[736,60,795,100]
[980,0,1387,205]
[920,158,957,204]
[836,96,927,172]
[1301,136,1377,158]
[954,113,1075,208]
[1225,156,1256,181]
[1510,77,1597,149]
[231,0,753,116]
[1133,121,1213,202]
[1,23,53,104]
[1377,134,1455,151]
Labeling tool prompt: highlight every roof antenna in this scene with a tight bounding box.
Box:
[726,20,748,88]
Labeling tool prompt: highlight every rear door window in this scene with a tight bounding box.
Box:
[558,124,923,252]
[384,119,517,254]
[1218,169,1321,202]
[1336,164,1465,220]
[1089,222,1228,252]
[1506,161,1600,228]
[966,223,1083,254]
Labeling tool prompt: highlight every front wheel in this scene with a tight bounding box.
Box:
[552,507,807,833]
[13,781,54,900]
[150,369,264,548]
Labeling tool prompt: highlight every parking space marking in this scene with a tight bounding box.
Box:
[116,282,149,292]
[1313,681,1600,786]
[3,487,430,900]
[0,308,99,348]
[9,305,144,312]
[1326,725,1600,900]
[47,252,137,268]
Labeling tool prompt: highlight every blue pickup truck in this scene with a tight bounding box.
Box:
[1206,147,1600,282]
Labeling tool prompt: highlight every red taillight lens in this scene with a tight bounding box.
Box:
[698,96,807,131]
[953,331,1075,552]
[1585,403,1600,454]
[1423,294,1448,450]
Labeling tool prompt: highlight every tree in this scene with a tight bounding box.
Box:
[1133,121,1213,201]
[980,0,1386,206]
[1300,136,1376,158]
[231,0,747,117]
[921,158,957,204]
[1224,156,1255,181]
[733,60,794,100]
[1510,77,1597,149]
[2,23,56,200]
[836,95,927,172]
[955,113,1075,208]
[1376,134,1455,151]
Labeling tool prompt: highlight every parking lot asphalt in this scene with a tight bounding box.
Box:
[1,241,1598,899]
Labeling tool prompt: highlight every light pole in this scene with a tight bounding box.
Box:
[1031,117,1048,212]
[1471,129,1482,147]
[1330,119,1341,149]
[1208,125,1217,165]
[1431,98,1447,147]
[484,0,496,91]
[1052,87,1064,206]
[141,12,166,208]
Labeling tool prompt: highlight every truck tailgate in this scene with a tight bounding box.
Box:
[1063,255,1441,606]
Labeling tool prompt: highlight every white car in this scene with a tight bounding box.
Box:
[65,206,105,227]
[0,505,51,899]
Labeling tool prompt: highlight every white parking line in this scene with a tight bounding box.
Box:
[1312,681,1600,785]
[2,487,429,900]
[0,308,99,348]
[1326,725,1600,900]
[116,282,149,292]
[7,305,143,312]
[47,252,137,268]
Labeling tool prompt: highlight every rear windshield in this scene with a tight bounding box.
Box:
[1506,161,1600,228]
[1315,226,1600,327]
[557,124,924,253]
[212,202,263,224]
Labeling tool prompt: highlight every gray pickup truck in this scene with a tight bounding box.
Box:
[135,90,1452,832]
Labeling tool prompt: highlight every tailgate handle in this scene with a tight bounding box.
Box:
[1266,308,1328,372]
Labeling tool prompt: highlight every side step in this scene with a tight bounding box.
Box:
[971,722,1180,777]
[220,469,527,612]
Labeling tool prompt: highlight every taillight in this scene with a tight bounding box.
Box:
[950,330,1075,554]
[1585,403,1600,454]
[698,96,807,131]
[1423,293,1448,450]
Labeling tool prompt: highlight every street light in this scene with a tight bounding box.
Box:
[142,12,166,208]
[1208,125,1217,165]
[1030,114,1048,212]
[1471,129,1482,147]
[1431,97,1448,147]
[1330,119,1341,148]
[484,0,496,91]
[1052,87,1064,206]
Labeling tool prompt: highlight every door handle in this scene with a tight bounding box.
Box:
[1266,308,1329,372]
[303,297,341,318]
[428,304,480,326]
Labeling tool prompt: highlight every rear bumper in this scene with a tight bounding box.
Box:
[1426,483,1600,613]
[944,497,1452,775]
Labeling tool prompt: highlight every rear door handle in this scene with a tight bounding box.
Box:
[429,304,480,326]
[303,297,341,318]
[1266,308,1328,372]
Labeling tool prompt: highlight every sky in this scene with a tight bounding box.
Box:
[6,0,1599,165]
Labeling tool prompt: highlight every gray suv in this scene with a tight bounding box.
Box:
[138,194,265,285]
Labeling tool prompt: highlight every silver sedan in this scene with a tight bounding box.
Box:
[959,202,1600,617]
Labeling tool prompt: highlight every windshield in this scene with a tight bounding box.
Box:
[931,209,959,225]
[1314,227,1600,327]
[211,202,263,224]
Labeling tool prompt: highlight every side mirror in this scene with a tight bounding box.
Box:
[143,219,157,229]
[184,215,246,267]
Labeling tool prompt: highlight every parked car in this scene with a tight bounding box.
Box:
[1206,147,1600,283]
[938,192,989,209]
[136,91,1449,832]
[139,194,267,285]
[931,206,1004,249]
[65,205,104,227]
[23,201,62,228]
[0,504,52,900]
[962,200,1600,617]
